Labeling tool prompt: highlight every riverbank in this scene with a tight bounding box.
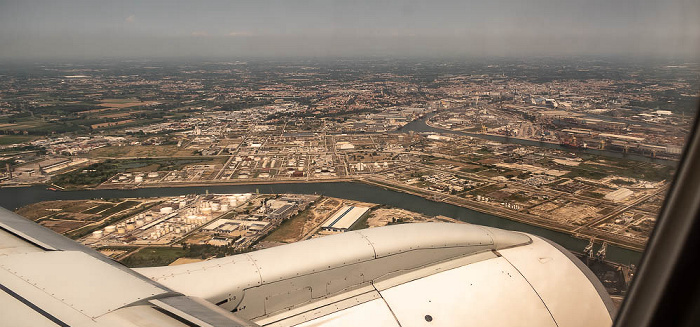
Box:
[94,177,356,190]
[5,172,649,253]
[0,182,642,265]
[88,174,647,252]
[358,176,646,252]
[426,118,680,162]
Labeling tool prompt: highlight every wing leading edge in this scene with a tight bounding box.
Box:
[136,222,614,327]
[0,205,612,327]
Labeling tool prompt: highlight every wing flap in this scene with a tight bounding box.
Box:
[0,251,170,319]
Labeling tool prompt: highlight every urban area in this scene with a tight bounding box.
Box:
[2,59,698,301]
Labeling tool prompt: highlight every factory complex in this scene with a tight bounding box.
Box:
[81,193,313,250]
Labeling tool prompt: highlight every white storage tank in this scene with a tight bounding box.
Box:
[92,230,103,238]
[221,204,229,212]
[105,225,116,233]
[134,176,143,183]
[160,207,173,214]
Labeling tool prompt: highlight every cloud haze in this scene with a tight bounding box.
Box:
[0,0,698,60]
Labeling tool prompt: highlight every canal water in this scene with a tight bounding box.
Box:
[399,114,678,166]
[1,183,642,265]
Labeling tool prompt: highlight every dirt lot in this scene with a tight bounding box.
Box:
[368,208,420,227]
[182,233,211,245]
[169,258,204,266]
[39,220,88,234]
[365,207,461,228]
[16,200,106,220]
[263,205,317,243]
[549,203,601,225]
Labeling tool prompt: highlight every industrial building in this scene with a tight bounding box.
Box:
[204,219,270,234]
[605,188,634,203]
[321,205,370,232]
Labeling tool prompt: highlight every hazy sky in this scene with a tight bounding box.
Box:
[1,0,699,60]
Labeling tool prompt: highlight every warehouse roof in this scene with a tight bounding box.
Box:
[321,206,370,231]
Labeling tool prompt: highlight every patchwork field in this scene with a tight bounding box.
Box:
[87,145,195,158]
[98,99,160,109]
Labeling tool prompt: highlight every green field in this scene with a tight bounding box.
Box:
[564,169,608,180]
[568,160,674,182]
[120,247,187,267]
[52,157,224,188]
[99,201,139,217]
[51,161,121,188]
[469,183,506,196]
[0,135,38,145]
[119,244,240,267]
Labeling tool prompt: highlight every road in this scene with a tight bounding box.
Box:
[361,175,649,252]
[573,184,668,233]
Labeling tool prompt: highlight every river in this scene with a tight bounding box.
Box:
[1,183,642,265]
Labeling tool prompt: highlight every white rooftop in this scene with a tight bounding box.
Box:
[321,206,370,231]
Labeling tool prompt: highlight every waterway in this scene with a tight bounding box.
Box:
[399,113,677,166]
[1,183,642,265]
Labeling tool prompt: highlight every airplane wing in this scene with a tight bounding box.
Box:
[0,207,259,327]
[0,206,614,327]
